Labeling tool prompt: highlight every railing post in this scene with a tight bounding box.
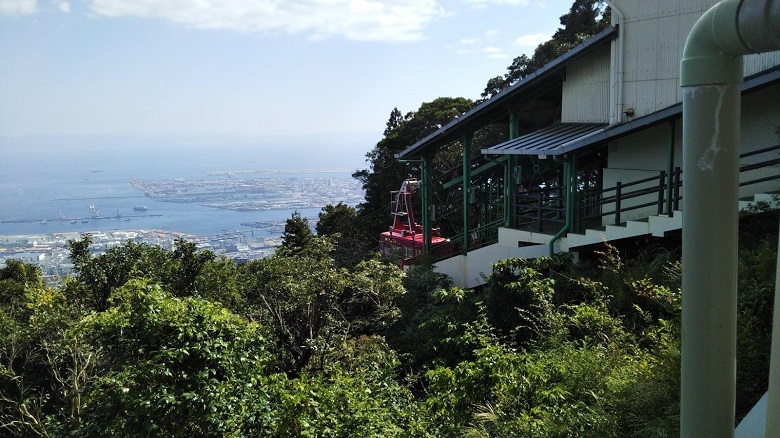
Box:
[673,167,681,212]
[615,182,622,225]
[658,170,667,215]
[537,191,543,232]
[573,188,580,233]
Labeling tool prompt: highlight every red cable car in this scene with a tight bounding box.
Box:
[379,179,448,265]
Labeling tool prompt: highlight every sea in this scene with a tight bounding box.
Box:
[0,139,367,238]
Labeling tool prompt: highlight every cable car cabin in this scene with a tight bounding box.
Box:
[380,179,448,266]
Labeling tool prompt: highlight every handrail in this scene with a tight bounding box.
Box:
[415,144,780,265]
[739,143,780,159]
[512,144,780,233]
[421,218,505,263]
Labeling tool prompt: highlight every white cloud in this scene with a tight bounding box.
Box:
[448,36,478,54]
[462,0,529,9]
[484,46,507,59]
[86,0,448,42]
[0,0,37,15]
[485,28,500,37]
[53,0,69,12]
[513,32,551,47]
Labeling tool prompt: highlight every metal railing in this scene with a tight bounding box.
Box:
[412,218,505,264]
[579,170,675,227]
[512,143,780,233]
[515,186,565,231]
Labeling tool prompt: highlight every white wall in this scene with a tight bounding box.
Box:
[562,45,611,123]
[610,0,780,120]
[602,83,780,223]
[738,82,780,197]
[433,231,549,289]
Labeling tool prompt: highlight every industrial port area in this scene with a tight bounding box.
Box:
[131,173,364,210]
[0,229,285,284]
[1,172,364,283]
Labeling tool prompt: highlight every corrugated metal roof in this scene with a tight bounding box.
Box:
[396,26,618,159]
[483,68,780,156]
[483,123,607,156]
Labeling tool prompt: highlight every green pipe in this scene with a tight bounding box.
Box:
[506,109,520,227]
[680,0,780,436]
[667,120,676,215]
[421,156,433,256]
[462,133,473,254]
[548,160,571,256]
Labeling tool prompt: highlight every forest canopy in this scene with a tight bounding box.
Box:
[1,206,775,435]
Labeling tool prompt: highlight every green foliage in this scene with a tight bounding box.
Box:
[193,256,244,311]
[317,202,357,237]
[353,97,474,244]
[272,336,422,437]
[0,263,86,437]
[482,0,610,98]
[342,259,406,336]
[736,232,777,419]
[240,252,406,376]
[11,198,780,436]
[65,235,221,312]
[240,254,347,375]
[316,203,372,268]
[422,329,679,437]
[169,238,216,297]
[76,280,273,437]
[279,210,314,256]
[65,235,173,311]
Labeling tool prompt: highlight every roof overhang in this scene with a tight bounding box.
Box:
[396,26,619,160]
[483,68,780,157]
[482,123,607,156]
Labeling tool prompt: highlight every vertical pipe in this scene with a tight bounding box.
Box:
[421,155,433,256]
[571,155,578,233]
[506,109,521,227]
[548,160,571,256]
[681,82,741,438]
[603,1,625,125]
[615,182,622,225]
[667,120,677,216]
[674,167,682,210]
[767,220,780,436]
[680,0,751,434]
[462,133,473,254]
[658,171,667,215]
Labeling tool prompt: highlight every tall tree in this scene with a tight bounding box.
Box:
[353,97,474,247]
[316,203,369,267]
[279,211,313,256]
[482,0,610,99]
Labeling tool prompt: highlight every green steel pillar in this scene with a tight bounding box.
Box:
[462,132,473,254]
[571,154,579,232]
[505,109,521,227]
[667,119,676,216]
[421,155,433,256]
[548,158,571,256]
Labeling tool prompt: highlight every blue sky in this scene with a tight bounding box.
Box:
[0,0,572,164]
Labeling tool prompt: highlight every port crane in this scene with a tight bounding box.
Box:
[89,205,101,219]
[379,179,448,265]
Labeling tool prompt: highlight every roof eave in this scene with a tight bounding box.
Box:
[397,25,619,159]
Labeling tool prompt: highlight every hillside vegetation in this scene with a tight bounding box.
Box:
[0,207,775,436]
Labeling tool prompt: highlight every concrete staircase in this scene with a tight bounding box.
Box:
[560,212,682,251]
